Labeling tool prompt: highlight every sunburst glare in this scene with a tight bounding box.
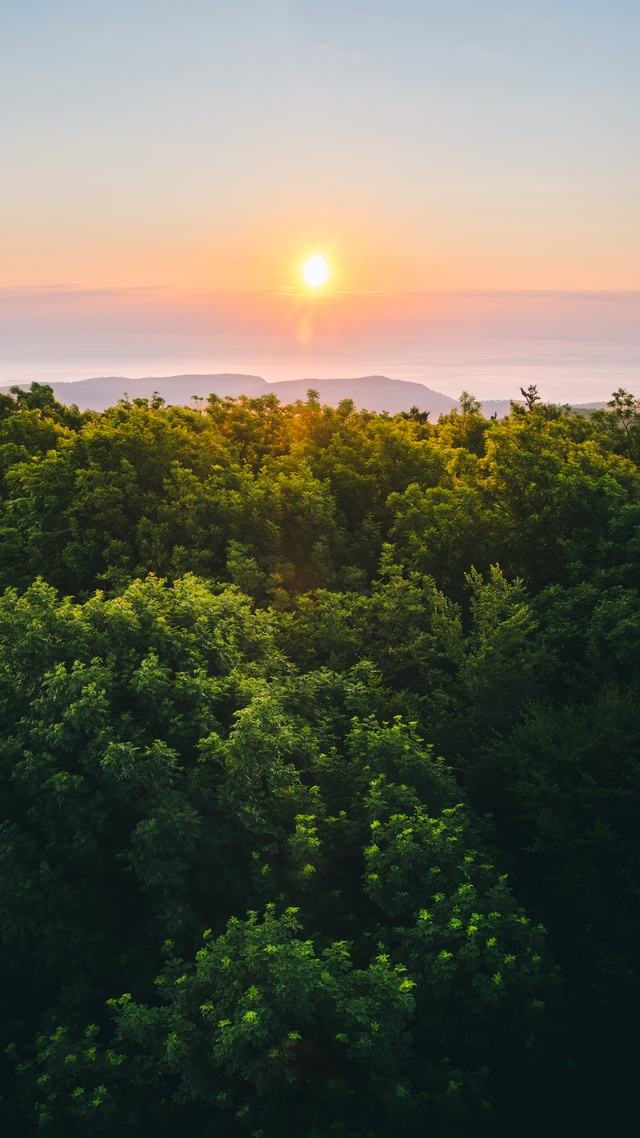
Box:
[302,254,330,289]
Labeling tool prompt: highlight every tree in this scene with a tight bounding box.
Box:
[459,391,482,416]
[2,382,640,1130]
[517,385,541,413]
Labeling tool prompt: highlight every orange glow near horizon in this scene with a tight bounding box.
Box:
[2,195,640,296]
[3,222,640,296]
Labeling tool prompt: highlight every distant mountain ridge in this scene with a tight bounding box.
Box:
[1,374,268,411]
[268,376,461,416]
[2,372,605,418]
[1,373,519,418]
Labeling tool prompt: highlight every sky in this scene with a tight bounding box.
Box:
[1,1,639,399]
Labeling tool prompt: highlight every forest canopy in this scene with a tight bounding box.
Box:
[1,382,640,1135]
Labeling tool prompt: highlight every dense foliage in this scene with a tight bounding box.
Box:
[2,381,640,1134]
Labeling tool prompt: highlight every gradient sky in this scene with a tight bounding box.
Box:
[2,1,639,397]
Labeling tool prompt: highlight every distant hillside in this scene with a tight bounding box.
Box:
[0,374,268,410]
[267,376,457,415]
[572,402,608,413]
[1,373,460,416]
[478,399,514,419]
[5,373,601,419]
[1,375,605,421]
[0,373,483,417]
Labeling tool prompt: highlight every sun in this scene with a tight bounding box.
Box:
[302,254,330,289]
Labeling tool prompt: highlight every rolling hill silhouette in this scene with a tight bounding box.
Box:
[2,373,520,417]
